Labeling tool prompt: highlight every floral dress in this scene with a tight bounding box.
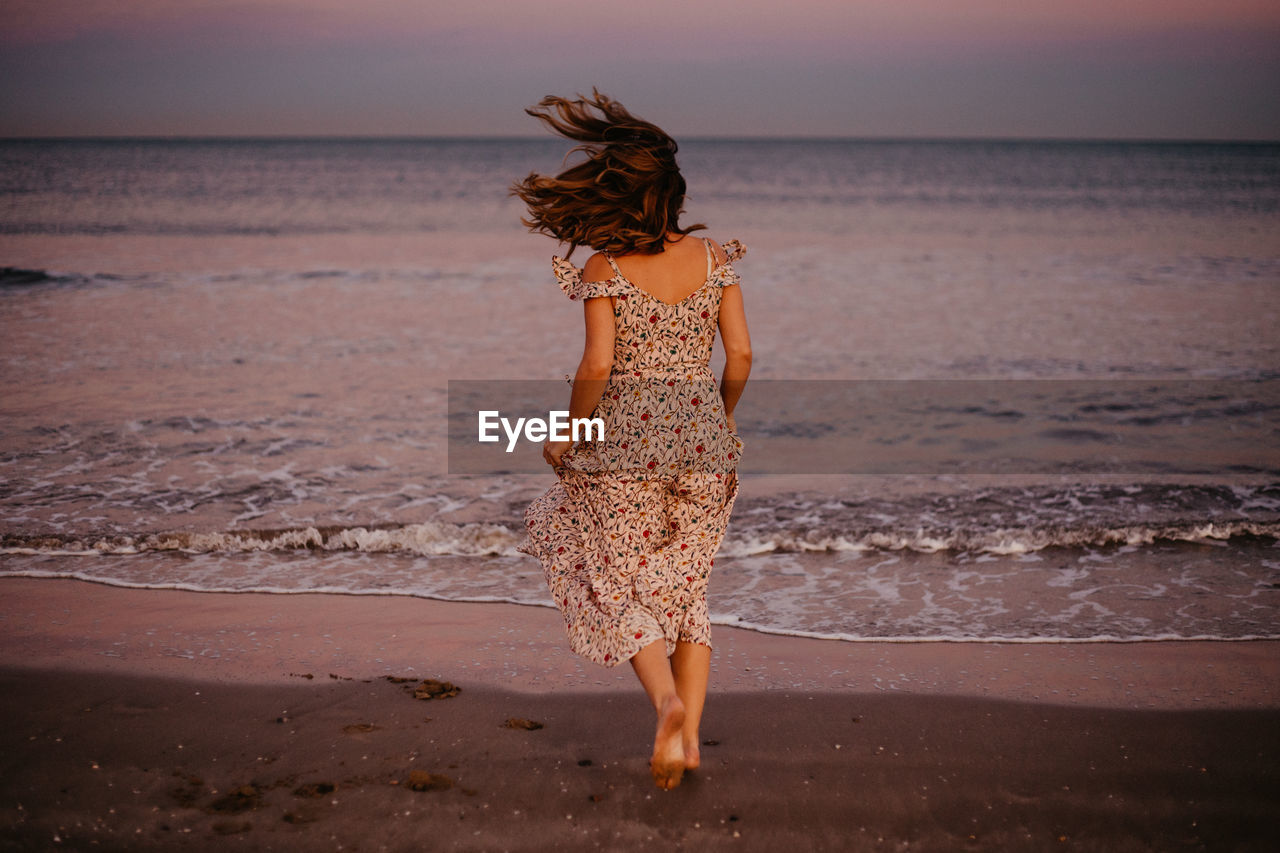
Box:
[518,238,747,667]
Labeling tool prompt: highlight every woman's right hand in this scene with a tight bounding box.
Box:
[543,440,573,468]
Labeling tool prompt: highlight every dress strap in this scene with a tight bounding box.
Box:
[703,238,715,278]
[603,252,625,277]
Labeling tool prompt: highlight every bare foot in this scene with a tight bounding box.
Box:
[683,739,701,771]
[650,695,686,790]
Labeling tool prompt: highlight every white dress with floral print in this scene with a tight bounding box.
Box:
[518,238,746,667]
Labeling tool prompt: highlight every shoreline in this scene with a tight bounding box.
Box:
[2,576,1277,706]
[1,577,1278,850]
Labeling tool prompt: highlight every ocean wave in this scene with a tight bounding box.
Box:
[719,519,1280,556]
[0,521,520,558]
[3,517,1276,559]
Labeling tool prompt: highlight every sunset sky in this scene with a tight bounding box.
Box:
[1,0,1277,139]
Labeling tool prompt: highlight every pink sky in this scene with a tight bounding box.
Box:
[2,0,1277,138]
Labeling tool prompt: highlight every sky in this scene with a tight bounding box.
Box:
[1,0,1278,140]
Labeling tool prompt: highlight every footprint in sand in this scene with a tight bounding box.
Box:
[207,785,260,814]
[293,782,335,798]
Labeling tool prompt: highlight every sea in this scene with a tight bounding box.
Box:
[2,137,1278,643]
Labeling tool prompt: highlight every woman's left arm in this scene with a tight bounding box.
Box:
[544,292,615,467]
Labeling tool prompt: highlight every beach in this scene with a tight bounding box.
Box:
[2,139,1278,850]
[1,576,1277,851]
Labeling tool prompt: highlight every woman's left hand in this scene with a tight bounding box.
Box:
[543,440,573,467]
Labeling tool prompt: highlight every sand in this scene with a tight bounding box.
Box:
[1,576,1277,851]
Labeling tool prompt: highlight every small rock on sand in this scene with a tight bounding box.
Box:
[503,718,544,731]
[414,679,461,700]
[405,771,453,792]
[385,676,461,699]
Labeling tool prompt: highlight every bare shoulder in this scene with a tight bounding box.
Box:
[582,252,614,283]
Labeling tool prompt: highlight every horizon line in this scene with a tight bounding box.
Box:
[2,133,1277,145]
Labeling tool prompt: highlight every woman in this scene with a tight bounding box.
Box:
[513,90,751,790]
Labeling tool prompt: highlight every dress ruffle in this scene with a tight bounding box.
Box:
[518,468,739,665]
[552,256,627,301]
[721,239,747,263]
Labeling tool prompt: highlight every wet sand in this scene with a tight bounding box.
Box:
[1,577,1278,851]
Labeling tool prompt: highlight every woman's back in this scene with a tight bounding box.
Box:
[557,236,745,378]
[587,234,724,306]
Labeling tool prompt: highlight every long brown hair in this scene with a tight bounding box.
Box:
[511,89,706,258]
